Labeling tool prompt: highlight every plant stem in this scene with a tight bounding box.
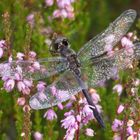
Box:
[22,109,31,140]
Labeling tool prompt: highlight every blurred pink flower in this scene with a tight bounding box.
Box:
[112,119,123,132]
[44,109,57,120]
[28,51,36,58]
[0,40,6,58]
[127,126,133,135]
[121,37,133,48]
[57,0,72,9]
[61,114,77,129]
[64,128,76,140]
[91,92,101,104]
[76,115,81,122]
[45,0,54,6]
[17,97,25,106]
[26,13,34,27]
[117,105,124,114]
[37,81,46,92]
[85,128,94,137]
[33,62,40,70]
[23,105,31,112]
[60,9,68,18]
[127,32,133,38]
[17,81,26,92]
[113,134,121,140]
[50,85,57,96]
[0,40,5,48]
[4,79,15,92]
[34,131,43,140]
[113,84,123,96]
[53,9,61,18]
[57,103,64,110]
[82,105,93,117]
[17,52,25,60]
[0,48,4,58]
[127,120,134,127]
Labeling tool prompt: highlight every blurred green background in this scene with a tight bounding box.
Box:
[0,0,140,140]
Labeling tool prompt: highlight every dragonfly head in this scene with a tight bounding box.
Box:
[50,36,70,55]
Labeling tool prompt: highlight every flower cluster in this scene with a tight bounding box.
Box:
[112,78,140,140]
[61,88,102,140]
[0,40,6,58]
[45,0,75,19]
[0,49,45,111]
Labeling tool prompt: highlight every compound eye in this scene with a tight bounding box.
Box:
[62,39,68,46]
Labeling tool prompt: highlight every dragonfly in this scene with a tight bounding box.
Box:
[1,9,140,128]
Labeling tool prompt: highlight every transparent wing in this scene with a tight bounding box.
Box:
[80,43,140,88]
[29,70,82,109]
[78,9,136,63]
[0,57,68,80]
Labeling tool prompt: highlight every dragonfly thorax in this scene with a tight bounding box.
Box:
[50,36,81,77]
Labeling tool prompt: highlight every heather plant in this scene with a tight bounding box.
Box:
[0,0,140,140]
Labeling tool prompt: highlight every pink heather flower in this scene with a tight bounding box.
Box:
[91,92,101,104]
[45,0,54,6]
[53,9,61,18]
[17,52,25,60]
[57,0,72,9]
[34,131,43,140]
[60,9,68,18]
[22,87,31,95]
[64,110,74,117]
[17,97,26,106]
[0,48,4,58]
[121,37,134,48]
[50,85,57,96]
[113,84,123,96]
[33,62,40,70]
[37,81,46,92]
[76,115,81,122]
[127,32,133,38]
[67,11,74,19]
[8,55,13,62]
[17,81,26,92]
[23,79,33,88]
[112,119,123,132]
[64,128,76,140]
[65,101,73,109]
[127,120,134,127]
[65,4,74,12]
[117,105,125,114]
[0,40,5,48]
[127,126,133,135]
[26,13,34,27]
[85,128,94,137]
[61,115,77,129]
[133,79,140,87]
[28,51,36,58]
[95,104,102,113]
[15,65,23,75]
[4,79,15,92]
[44,109,57,120]
[113,134,121,140]
[82,105,93,117]
[57,103,64,110]
[23,105,31,112]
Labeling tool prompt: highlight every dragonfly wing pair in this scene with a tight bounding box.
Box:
[29,9,138,109]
